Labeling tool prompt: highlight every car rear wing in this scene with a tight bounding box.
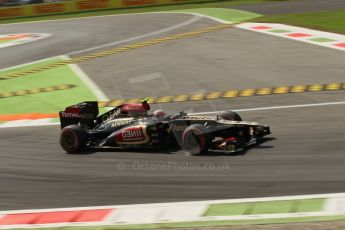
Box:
[59,101,99,129]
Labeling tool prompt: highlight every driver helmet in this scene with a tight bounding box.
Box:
[153,109,166,121]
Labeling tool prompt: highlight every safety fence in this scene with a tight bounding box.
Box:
[0,0,219,20]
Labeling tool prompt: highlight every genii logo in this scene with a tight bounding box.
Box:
[117,127,145,142]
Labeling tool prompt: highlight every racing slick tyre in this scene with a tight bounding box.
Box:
[181,124,211,155]
[219,111,242,121]
[60,125,88,154]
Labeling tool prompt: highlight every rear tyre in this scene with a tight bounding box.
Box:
[60,125,88,154]
[219,111,242,121]
[181,124,210,155]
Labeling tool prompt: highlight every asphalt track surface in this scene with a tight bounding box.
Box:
[1,12,345,211]
[0,13,208,69]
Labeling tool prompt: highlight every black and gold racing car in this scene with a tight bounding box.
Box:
[59,100,271,155]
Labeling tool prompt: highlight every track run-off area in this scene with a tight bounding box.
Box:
[0,10,345,212]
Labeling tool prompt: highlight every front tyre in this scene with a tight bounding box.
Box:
[60,125,88,154]
[181,124,210,155]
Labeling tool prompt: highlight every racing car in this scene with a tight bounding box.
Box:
[59,100,271,155]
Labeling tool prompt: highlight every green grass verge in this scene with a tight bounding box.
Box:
[0,0,289,24]
[205,199,324,216]
[0,57,98,115]
[255,10,345,35]
[14,215,345,230]
[171,8,261,23]
[0,40,11,44]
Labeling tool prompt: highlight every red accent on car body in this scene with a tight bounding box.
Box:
[224,137,237,142]
[120,103,150,115]
[215,137,238,149]
[182,127,205,151]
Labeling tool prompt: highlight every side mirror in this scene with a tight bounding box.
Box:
[180,111,187,117]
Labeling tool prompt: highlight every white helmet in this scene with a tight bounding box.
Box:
[153,109,166,121]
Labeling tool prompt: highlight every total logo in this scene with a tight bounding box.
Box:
[61,112,81,118]
[0,33,51,49]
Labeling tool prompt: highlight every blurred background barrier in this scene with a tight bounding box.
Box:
[0,0,219,19]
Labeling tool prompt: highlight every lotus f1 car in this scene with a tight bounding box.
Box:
[59,100,271,155]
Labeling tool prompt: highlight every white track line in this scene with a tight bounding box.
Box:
[1,101,345,129]
[0,11,227,26]
[166,11,232,24]
[0,120,58,129]
[191,101,345,115]
[66,14,203,56]
[0,56,58,72]
[62,55,109,101]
